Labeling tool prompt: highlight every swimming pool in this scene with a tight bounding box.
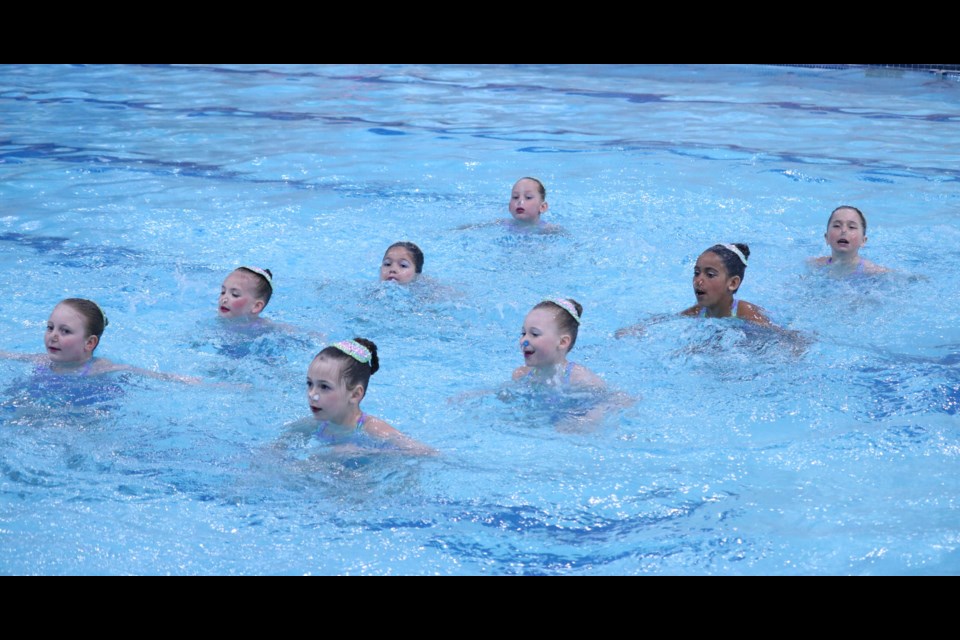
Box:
[1,64,958,575]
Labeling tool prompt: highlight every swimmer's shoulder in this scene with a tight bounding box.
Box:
[738,300,772,326]
[363,416,438,456]
[681,305,701,318]
[809,256,831,267]
[569,364,606,390]
[862,259,890,275]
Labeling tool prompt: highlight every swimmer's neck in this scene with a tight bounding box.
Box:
[508,216,542,226]
[314,407,363,433]
[530,359,569,380]
[49,355,94,374]
[829,250,862,267]
[702,298,735,318]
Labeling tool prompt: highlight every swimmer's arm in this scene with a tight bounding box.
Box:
[0,350,41,363]
[364,417,438,457]
[455,220,499,231]
[95,360,205,385]
[615,313,683,338]
[512,366,531,381]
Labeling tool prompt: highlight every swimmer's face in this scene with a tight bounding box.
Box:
[219,271,266,319]
[45,304,98,364]
[693,252,740,309]
[306,357,363,426]
[825,208,866,255]
[380,247,418,284]
[520,308,571,368]
[509,179,548,224]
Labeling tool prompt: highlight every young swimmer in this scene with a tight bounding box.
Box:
[380,242,423,284]
[514,298,606,389]
[288,338,435,455]
[457,177,564,234]
[0,298,200,383]
[810,205,888,276]
[682,244,770,325]
[218,266,273,321]
[616,243,770,338]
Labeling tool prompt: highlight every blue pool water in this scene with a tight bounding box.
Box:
[1,64,959,575]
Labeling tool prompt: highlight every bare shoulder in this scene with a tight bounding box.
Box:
[809,256,830,267]
[512,366,531,381]
[863,259,890,274]
[569,364,606,390]
[89,358,121,375]
[681,305,700,317]
[738,301,772,326]
[363,416,438,456]
[362,415,403,439]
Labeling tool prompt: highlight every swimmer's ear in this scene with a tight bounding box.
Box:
[349,383,366,404]
[251,299,266,315]
[727,275,742,293]
[558,333,572,352]
[85,335,99,353]
[540,200,549,214]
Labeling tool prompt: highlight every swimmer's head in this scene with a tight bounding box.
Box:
[694,244,749,305]
[311,338,380,403]
[219,267,273,318]
[825,206,868,255]
[521,298,583,368]
[509,177,548,224]
[380,242,423,284]
[46,299,109,362]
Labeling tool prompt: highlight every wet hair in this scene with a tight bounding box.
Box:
[59,298,109,339]
[533,298,583,351]
[828,205,868,235]
[235,267,273,307]
[385,242,424,274]
[705,243,751,287]
[517,177,546,200]
[315,338,380,397]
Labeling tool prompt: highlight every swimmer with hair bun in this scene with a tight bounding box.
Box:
[286,337,436,456]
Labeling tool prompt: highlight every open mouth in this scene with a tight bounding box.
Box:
[695,289,706,297]
[311,406,322,415]
[219,306,230,314]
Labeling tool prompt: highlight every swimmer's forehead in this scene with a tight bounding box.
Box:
[512,179,542,194]
[524,307,561,329]
[696,252,727,270]
[222,270,258,290]
[829,209,863,225]
[48,304,85,326]
[383,247,414,261]
[308,356,345,382]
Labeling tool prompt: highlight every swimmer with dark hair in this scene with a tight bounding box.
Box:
[681,243,770,324]
[285,338,436,456]
[617,243,773,338]
[380,242,424,284]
